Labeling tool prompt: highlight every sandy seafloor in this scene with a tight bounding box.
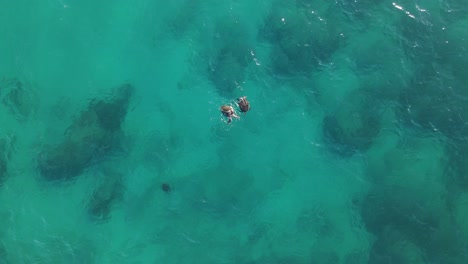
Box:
[0,0,467,263]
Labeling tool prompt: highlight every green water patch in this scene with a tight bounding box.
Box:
[398,64,468,140]
[0,0,467,262]
[322,89,382,157]
[312,63,361,111]
[362,129,468,262]
[37,84,133,181]
[259,0,345,76]
[438,17,468,83]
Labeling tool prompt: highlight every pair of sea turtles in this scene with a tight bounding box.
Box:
[220,96,250,123]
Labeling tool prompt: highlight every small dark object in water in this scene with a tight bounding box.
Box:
[237,96,250,113]
[161,183,171,193]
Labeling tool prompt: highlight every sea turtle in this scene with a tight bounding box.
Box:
[161,183,171,193]
[237,96,250,113]
[220,105,239,123]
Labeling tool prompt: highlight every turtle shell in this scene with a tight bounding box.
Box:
[220,105,233,112]
[237,97,250,112]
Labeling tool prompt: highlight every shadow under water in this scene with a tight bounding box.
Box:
[0,136,15,185]
[87,167,125,222]
[37,83,134,181]
[0,78,38,122]
[322,90,381,157]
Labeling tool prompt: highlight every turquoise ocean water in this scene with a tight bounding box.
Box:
[0,0,467,263]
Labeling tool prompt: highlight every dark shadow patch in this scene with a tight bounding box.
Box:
[0,136,15,185]
[87,168,125,222]
[259,3,341,76]
[0,78,38,121]
[322,91,381,156]
[208,20,253,98]
[38,83,134,181]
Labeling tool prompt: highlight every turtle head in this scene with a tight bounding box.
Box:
[237,96,246,103]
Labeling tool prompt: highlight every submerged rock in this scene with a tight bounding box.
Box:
[398,73,468,140]
[209,44,250,97]
[208,19,253,97]
[322,90,381,156]
[0,78,38,121]
[260,3,341,76]
[0,136,15,185]
[369,227,427,264]
[87,169,125,221]
[38,83,134,181]
[0,240,6,261]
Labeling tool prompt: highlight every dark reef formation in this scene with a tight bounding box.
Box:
[259,3,341,76]
[360,135,468,263]
[208,20,253,97]
[322,90,381,156]
[395,5,468,141]
[0,136,15,185]
[38,83,134,181]
[165,0,202,39]
[398,71,468,140]
[0,242,7,263]
[446,141,468,189]
[0,78,38,121]
[363,189,468,264]
[87,168,125,221]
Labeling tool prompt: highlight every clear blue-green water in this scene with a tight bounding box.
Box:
[0,0,467,263]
